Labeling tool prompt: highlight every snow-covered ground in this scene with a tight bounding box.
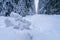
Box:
[0,14,60,40]
[24,14,60,40]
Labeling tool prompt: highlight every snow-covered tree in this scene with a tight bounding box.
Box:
[44,0,60,15]
[38,0,45,14]
[0,0,35,17]
[38,0,60,15]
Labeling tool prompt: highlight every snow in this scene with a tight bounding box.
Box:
[10,12,22,19]
[0,28,31,40]
[24,14,60,40]
[0,14,60,40]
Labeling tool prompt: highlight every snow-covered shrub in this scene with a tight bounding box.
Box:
[5,12,31,30]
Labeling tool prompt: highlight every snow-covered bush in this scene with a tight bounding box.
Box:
[5,12,31,30]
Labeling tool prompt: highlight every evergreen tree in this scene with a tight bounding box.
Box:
[44,0,60,14]
[0,0,35,16]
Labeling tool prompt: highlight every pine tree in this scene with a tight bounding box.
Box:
[0,0,35,16]
[44,0,60,14]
